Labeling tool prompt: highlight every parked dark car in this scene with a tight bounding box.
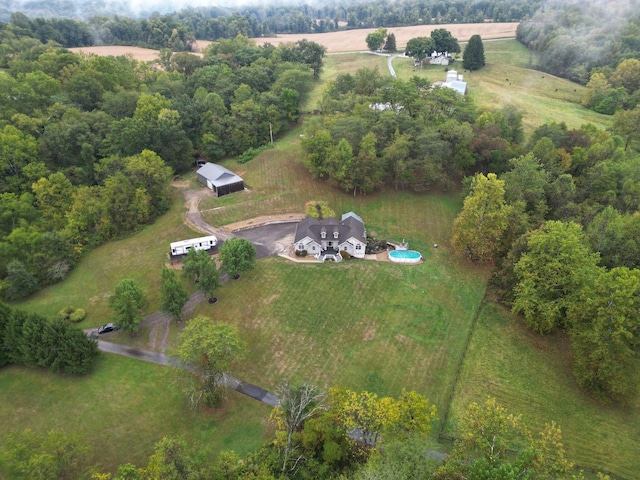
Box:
[98,323,116,334]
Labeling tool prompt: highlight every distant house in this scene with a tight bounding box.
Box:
[429,50,451,65]
[434,70,467,95]
[293,212,367,262]
[369,102,404,114]
[196,162,244,197]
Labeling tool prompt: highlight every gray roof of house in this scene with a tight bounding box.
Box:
[294,214,366,244]
[196,162,244,187]
[445,80,467,95]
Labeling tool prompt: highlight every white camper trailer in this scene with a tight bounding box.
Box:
[170,235,217,256]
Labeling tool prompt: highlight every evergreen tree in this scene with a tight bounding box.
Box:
[384,33,397,52]
[463,34,485,71]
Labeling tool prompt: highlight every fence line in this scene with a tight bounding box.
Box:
[437,289,487,434]
[434,292,630,480]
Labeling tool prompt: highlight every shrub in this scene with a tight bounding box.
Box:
[301,250,308,257]
[69,308,86,323]
[366,236,388,254]
[56,306,74,321]
[57,306,86,323]
[304,201,335,219]
[237,144,274,164]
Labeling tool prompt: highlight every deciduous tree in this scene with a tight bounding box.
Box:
[451,173,513,263]
[219,237,257,279]
[366,28,387,51]
[3,259,38,300]
[512,221,601,333]
[567,267,640,402]
[160,267,189,322]
[435,398,573,479]
[405,37,435,60]
[176,316,246,407]
[272,381,327,476]
[330,388,436,447]
[108,278,146,335]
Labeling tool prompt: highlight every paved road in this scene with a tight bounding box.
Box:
[94,338,279,407]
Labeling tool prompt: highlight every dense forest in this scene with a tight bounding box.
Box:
[0,33,323,298]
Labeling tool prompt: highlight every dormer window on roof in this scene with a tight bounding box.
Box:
[321,230,326,238]
[333,231,339,239]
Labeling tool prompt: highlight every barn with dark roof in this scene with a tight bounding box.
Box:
[196,162,245,197]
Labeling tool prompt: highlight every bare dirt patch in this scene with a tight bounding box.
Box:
[69,46,162,61]
[223,214,306,232]
[362,325,376,342]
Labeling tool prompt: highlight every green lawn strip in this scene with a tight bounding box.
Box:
[191,256,486,424]
[14,189,199,327]
[446,301,640,478]
[0,355,271,475]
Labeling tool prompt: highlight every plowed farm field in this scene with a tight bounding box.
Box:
[70,23,518,60]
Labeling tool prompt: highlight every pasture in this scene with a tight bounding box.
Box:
[448,303,640,477]
[0,356,272,475]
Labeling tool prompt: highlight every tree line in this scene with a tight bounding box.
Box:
[517,1,640,115]
[0,34,323,300]
[0,301,99,374]
[0,0,543,51]
[450,120,640,402]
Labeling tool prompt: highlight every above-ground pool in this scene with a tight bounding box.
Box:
[388,249,422,264]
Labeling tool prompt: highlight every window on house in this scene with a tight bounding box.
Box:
[333,231,339,238]
[356,244,362,250]
[298,243,304,250]
[321,231,326,238]
[312,246,316,251]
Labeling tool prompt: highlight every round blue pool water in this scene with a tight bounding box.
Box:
[388,249,422,263]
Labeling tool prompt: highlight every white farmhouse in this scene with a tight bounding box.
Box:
[293,212,367,262]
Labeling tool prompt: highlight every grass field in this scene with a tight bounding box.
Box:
[392,39,611,134]
[15,188,198,325]
[447,302,640,477]
[0,356,272,475]
[189,256,486,414]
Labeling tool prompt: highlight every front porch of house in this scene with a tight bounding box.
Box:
[316,247,342,263]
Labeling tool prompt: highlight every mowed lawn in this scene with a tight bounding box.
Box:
[190,256,486,419]
[447,302,640,478]
[0,355,272,475]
